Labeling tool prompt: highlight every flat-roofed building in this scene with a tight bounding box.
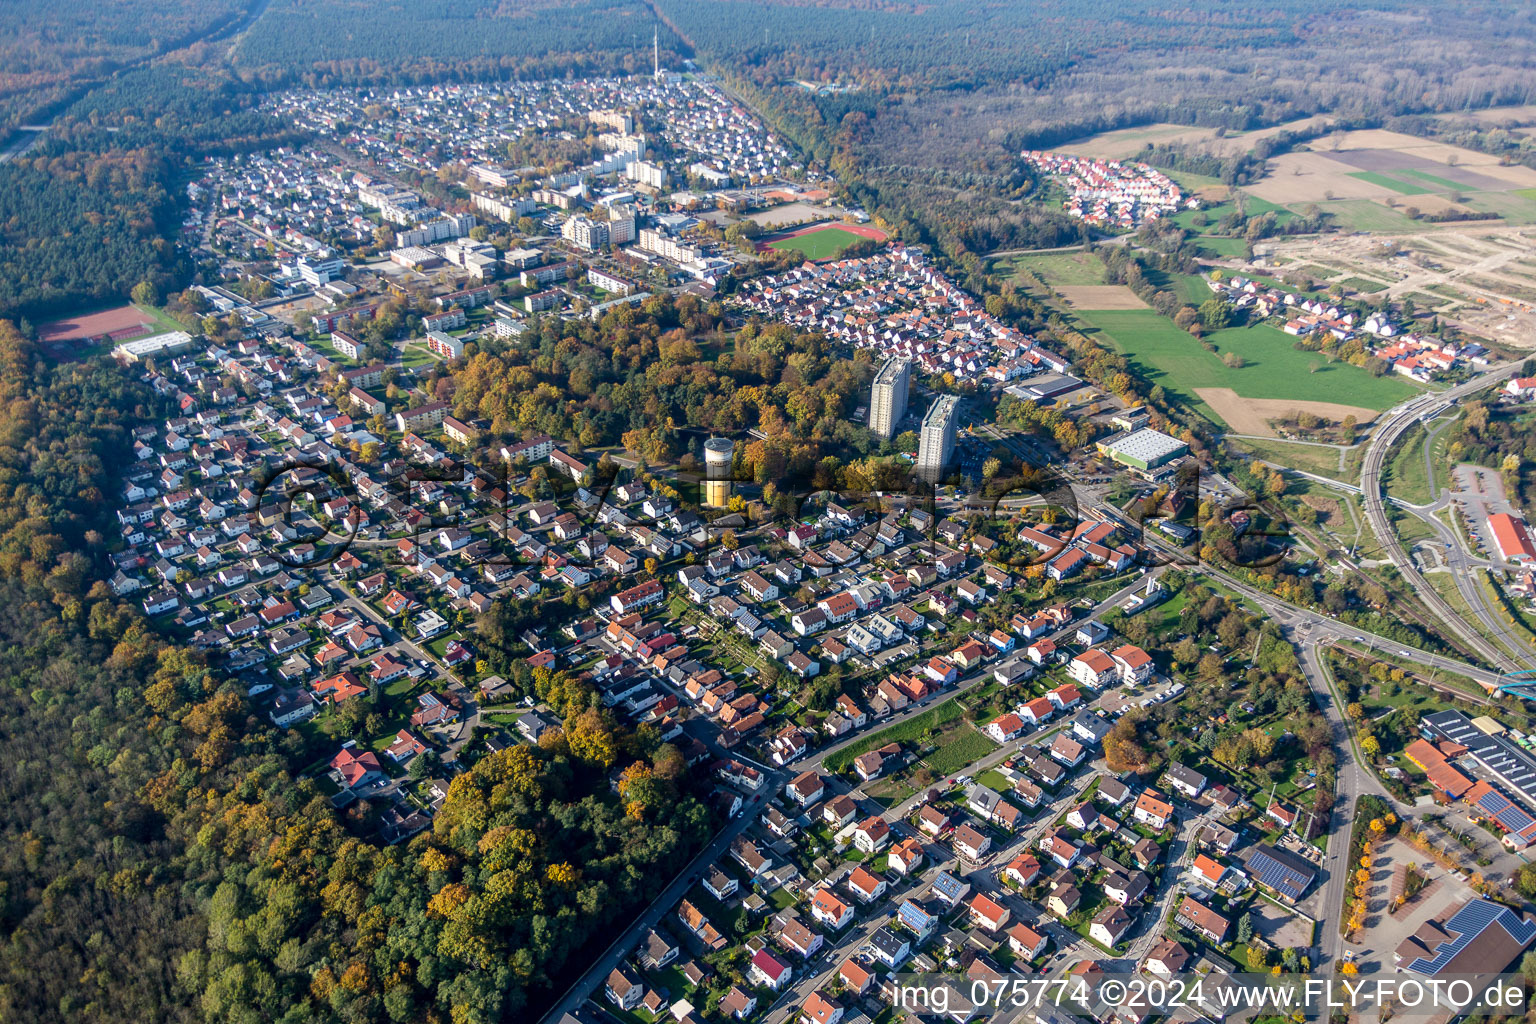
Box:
[916,395,959,483]
[1095,428,1189,474]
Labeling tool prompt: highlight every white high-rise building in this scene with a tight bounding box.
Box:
[870,357,910,440]
[916,395,959,483]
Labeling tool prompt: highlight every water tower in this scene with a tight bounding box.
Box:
[703,437,735,507]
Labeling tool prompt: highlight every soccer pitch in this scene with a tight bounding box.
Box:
[768,226,869,259]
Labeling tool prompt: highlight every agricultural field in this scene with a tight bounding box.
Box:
[1057,115,1332,162]
[1238,128,1536,238]
[1309,200,1425,234]
[1053,285,1148,310]
[1077,308,1421,430]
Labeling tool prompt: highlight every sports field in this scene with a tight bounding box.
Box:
[767,225,873,259]
[38,304,152,343]
[1076,308,1422,427]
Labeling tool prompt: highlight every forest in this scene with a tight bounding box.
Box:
[233,0,685,87]
[0,314,716,1024]
[648,0,1536,291]
[0,0,257,133]
[0,65,306,321]
[445,292,880,462]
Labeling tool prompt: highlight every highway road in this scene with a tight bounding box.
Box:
[1357,362,1533,674]
[1096,500,1512,692]
[1393,490,1536,670]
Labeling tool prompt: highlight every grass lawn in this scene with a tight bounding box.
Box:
[1076,309,1420,425]
[1002,250,1105,287]
[1197,236,1250,259]
[976,769,1012,792]
[1346,171,1433,196]
[923,730,999,776]
[768,226,869,260]
[768,887,799,911]
[399,344,438,368]
[133,303,192,337]
[1313,200,1424,233]
[823,698,965,773]
[1382,423,1435,505]
[1229,436,1351,482]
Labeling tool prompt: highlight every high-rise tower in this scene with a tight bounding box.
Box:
[869,357,910,440]
[916,395,959,483]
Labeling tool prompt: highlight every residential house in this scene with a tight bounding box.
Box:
[1089,905,1133,948]
[1175,897,1230,942]
[1132,790,1174,830]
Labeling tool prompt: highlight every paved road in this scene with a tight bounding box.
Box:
[539,781,779,1024]
[542,568,1159,1024]
[334,591,484,756]
[1125,805,1214,961]
[1357,363,1532,673]
[797,569,1163,774]
[1294,639,1392,970]
[1097,501,1512,692]
[760,765,1111,1024]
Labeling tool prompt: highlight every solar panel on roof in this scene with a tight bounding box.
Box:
[1401,899,1536,975]
[1245,846,1316,900]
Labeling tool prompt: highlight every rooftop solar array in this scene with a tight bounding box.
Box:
[1243,844,1316,901]
[1424,710,1536,796]
[1470,785,1536,834]
[1401,898,1536,975]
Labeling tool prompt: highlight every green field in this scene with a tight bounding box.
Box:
[1398,168,1469,190]
[1077,308,1421,426]
[768,226,869,260]
[1197,236,1249,259]
[1229,436,1353,482]
[1461,190,1536,224]
[1237,194,1290,216]
[923,731,999,775]
[1001,250,1106,287]
[1161,168,1223,190]
[1346,171,1433,196]
[1312,200,1424,233]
